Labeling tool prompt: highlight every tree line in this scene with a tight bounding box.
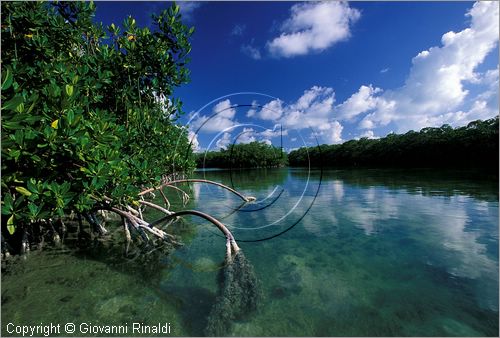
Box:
[1,1,195,252]
[196,142,287,169]
[288,117,499,169]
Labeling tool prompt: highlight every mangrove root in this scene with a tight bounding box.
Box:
[139,178,256,203]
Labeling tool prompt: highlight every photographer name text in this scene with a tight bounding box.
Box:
[6,322,172,336]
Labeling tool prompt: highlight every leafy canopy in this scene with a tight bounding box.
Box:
[288,118,499,169]
[1,1,195,234]
[197,142,287,169]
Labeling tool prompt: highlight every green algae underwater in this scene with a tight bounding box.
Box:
[2,168,499,336]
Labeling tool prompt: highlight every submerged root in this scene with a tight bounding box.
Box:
[205,251,262,336]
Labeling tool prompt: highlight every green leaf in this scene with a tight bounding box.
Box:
[15,102,25,113]
[7,215,15,235]
[28,203,38,217]
[2,194,14,214]
[2,95,24,111]
[67,110,75,125]
[65,84,74,97]
[15,186,32,197]
[1,66,13,91]
[26,93,39,113]
[27,178,38,194]
[48,83,61,97]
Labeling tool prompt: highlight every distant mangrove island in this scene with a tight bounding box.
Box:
[196,117,499,170]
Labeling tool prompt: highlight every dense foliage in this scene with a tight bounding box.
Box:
[196,142,287,169]
[289,118,499,169]
[1,1,195,238]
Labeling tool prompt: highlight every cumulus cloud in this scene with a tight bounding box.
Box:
[190,99,237,133]
[234,126,286,145]
[188,130,200,152]
[336,85,383,120]
[321,121,343,144]
[216,132,232,150]
[254,86,343,144]
[357,130,377,139]
[337,1,499,132]
[260,125,288,139]
[236,127,257,144]
[257,99,284,120]
[279,86,336,129]
[267,1,360,58]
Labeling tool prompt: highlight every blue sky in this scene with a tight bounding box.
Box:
[94,1,499,152]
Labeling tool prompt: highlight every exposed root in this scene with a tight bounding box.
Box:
[139,179,256,203]
[123,218,132,255]
[139,200,173,216]
[83,212,108,235]
[153,210,240,256]
[163,185,190,205]
[158,188,171,210]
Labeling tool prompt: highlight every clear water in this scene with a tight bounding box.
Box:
[2,168,499,336]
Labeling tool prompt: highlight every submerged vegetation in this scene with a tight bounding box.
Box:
[289,117,499,170]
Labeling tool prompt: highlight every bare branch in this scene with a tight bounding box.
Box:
[139,200,173,216]
[139,179,255,202]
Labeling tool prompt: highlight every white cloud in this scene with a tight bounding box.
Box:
[320,121,343,144]
[380,68,389,74]
[267,1,360,58]
[235,127,286,145]
[357,130,377,139]
[188,130,200,152]
[336,85,383,120]
[237,128,257,144]
[216,132,232,150]
[246,100,259,117]
[179,2,201,21]
[254,86,343,144]
[259,126,287,139]
[191,99,237,133]
[336,1,499,133]
[257,98,284,120]
[280,86,337,135]
[241,44,261,60]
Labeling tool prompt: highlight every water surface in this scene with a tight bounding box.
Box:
[2,168,498,336]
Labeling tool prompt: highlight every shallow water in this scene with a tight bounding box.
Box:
[2,168,499,336]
